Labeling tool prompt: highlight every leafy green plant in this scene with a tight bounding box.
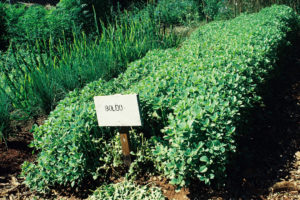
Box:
[3,2,84,47]
[88,180,165,200]
[154,0,200,26]
[21,5,299,192]
[55,0,94,34]
[202,0,224,21]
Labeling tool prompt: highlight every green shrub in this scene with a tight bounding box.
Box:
[55,0,95,34]
[3,2,83,47]
[202,0,223,20]
[3,3,26,43]
[154,0,200,25]
[21,5,299,192]
[88,180,165,200]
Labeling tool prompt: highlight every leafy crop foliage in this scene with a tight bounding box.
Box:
[88,180,165,200]
[22,5,299,192]
[0,6,179,116]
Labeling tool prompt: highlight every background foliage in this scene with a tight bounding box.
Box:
[154,0,200,26]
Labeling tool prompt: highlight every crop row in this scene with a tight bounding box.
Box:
[22,5,300,192]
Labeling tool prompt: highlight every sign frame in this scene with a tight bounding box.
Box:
[94,94,142,127]
[94,93,143,166]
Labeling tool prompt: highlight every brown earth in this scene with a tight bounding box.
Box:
[0,118,38,200]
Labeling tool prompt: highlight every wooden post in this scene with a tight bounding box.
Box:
[119,127,131,166]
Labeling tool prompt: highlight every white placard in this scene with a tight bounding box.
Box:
[94,94,142,127]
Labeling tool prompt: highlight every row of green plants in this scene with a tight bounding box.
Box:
[21,5,300,193]
[0,2,180,143]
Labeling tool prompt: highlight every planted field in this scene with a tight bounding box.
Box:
[1,1,300,199]
[18,4,300,198]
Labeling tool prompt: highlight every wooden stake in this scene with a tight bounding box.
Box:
[119,127,131,166]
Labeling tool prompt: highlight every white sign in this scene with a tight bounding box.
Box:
[94,94,142,127]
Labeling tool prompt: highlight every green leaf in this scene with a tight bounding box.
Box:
[200,156,209,163]
[199,166,208,173]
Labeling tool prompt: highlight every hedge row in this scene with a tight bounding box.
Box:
[22,5,300,192]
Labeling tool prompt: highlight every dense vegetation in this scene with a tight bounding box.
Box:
[154,0,200,25]
[0,0,299,197]
[1,8,179,113]
[0,1,181,143]
[20,5,300,194]
[1,0,298,49]
[0,0,152,48]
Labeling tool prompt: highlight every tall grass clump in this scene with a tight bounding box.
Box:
[0,4,180,116]
[21,5,299,192]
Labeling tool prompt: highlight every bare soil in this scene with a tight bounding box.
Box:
[0,118,39,200]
